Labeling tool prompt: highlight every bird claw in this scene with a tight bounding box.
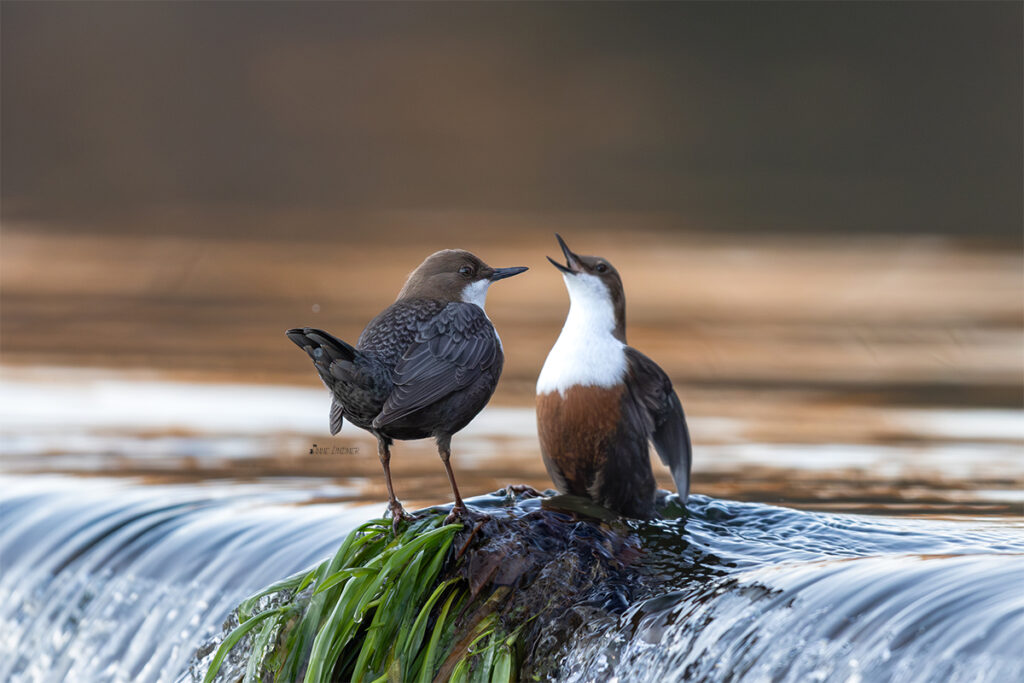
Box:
[444,504,467,526]
[387,502,413,535]
[444,504,488,527]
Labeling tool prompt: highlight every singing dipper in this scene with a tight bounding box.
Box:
[287,250,527,529]
[536,235,691,518]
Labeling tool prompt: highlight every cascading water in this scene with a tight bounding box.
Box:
[555,499,1024,682]
[3,477,1022,682]
[3,373,1022,681]
[0,476,371,683]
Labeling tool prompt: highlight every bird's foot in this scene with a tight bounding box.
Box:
[444,503,488,528]
[386,502,414,535]
[444,503,467,525]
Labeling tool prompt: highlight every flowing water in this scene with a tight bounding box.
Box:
[2,478,1022,682]
[2,369,1022,682]
[562,500,1024,682]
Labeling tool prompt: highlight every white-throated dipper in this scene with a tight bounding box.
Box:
[287,250,527,529]
[536,235,691,518]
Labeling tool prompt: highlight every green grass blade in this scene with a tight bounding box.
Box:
[243,610,284,683]
[449,656,470,683]
[353,548,434,680]
[399,578,458,678]
[479,634,497,683]
[203,608,284,683]
[313,566,377,595]
[490,645,512,683]
[238,566,314,620]
[305,570,378,683]
[417,587,459,683]
[280,520,392,682]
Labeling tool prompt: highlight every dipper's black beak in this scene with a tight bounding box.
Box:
[489,266,528,281]
[547,233,582,274]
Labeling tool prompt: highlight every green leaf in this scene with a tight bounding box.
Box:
[450,656,470,683]
[304,570,373,683]
[399,578,459,679]
[238,566,315,619]
[313,567,377,595]
[490,645,513,683]
[417,587,459,683]
[203,608,284,683]
[243,610,284,683]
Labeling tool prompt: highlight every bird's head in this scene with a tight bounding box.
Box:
[547,234,627,341]
[398,249,528,309]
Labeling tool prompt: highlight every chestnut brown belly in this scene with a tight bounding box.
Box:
[536,384,627,496]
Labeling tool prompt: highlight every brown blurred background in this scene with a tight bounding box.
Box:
[2,1,1022,405]
[3,1,1022,238]
[2,1,1022,514]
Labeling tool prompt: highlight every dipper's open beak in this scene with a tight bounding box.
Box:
[489,266,529,281]
[547,233,582,274]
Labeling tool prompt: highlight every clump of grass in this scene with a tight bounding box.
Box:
[196,490,667,682]
[202,514,519,683]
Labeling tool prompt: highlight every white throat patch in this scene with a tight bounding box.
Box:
[536,272,626,395]
[461,279,491,310]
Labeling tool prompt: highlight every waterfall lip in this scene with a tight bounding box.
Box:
[4,476,1024,683]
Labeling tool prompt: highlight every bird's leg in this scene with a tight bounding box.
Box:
[376,435,409,532]
[436,434,467,519]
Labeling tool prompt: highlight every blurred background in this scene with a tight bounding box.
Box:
[2,1,1022,514]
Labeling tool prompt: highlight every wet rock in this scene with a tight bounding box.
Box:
[431,488,674,679]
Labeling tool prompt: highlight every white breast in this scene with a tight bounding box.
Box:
[462,278,502,349]
[536,272,626,395]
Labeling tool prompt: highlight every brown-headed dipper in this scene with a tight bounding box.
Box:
[536,235,691,518]
[287,250,527,528]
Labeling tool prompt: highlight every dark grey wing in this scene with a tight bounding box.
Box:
[625,347,692,499]
[357,298,448,367]
[372,303,499,428]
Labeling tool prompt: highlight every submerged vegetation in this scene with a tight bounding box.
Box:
[196,489,687,683]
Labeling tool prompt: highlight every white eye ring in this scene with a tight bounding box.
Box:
[459,265,473,277]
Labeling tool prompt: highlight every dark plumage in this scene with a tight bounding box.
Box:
[287,250,527,528]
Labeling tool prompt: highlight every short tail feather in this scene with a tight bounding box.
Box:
[286,327,357,364]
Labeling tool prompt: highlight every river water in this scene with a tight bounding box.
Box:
[1,368,1022,682]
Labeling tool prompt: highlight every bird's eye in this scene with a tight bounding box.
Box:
[459,265,473,277]
[596,263,608,273]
